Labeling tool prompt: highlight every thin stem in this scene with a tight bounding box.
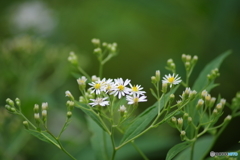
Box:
[103,130,109,160]
[110,127,116,160]
[77,66,90,80]
[99,62,103,78]
[190,142,195,160]
[131,142,149,160]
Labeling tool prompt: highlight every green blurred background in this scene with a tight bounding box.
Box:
[1,0,240,159]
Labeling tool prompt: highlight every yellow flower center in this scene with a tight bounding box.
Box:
[94,83,101,89]
[134,97,139,103]
[132,86,139,92]
[118,85,125,91]
[168,77,175,83]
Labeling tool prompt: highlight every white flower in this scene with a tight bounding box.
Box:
[111,78,131,99]
[88,79,105,95]
[77,76,87,85]
[89,97,109,107]
[162,74,182,88]
[129,84,146,95]
[126,94,147,105]
[102,78,115,93]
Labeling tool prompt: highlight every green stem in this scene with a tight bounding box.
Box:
[110,127,116,160]
[77,66,91,80]
[190,142,195,160]
[131,142,149,160]
[99,62,103,78]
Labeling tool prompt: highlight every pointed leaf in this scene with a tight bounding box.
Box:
[87,116,111,160]
[74,101,110,134]
[25,129,60,149]
[120,87,179,145]
[193,50,231,91]
[166,141,193,160]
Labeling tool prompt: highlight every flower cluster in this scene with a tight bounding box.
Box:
[82,76,147,107]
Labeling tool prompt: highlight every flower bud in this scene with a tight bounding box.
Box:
[224,115,232,121]
[183,113,189,119]
[201,90,208,99]
[34,113,41,125]
[177,118,183,129]
[189,90,197,100]
[220,99,226,106]
[67,111,72,119]
[192,55,198,64]
[118,105,127,117]
[15,98,21,107]
[188,117,192,123]
[151,76,157,84]
[196,99,204,109]
[180,130,186,141]
[216,103,222,111]
[185,62,191,70]
[42,102,48,110]
[169,94,175,104]
[91,38,100,46]
[77,76,87,90]
[182,54,187,62]
[155,70,160,82]
[34,104,39,113]
[42,110,47,122]
[205,94,211,107]
[171,117,177,126]
[162,82,168,93]
[186,55,191,61]
[6,98,15,107]
[5,105,12,111]
[212,109,218,116]
[66,100,75,111]
[94,48,102,55]
[65,90,74,100]
[68,52,78,66]
[23,121,29,129]
[209,97,216,108]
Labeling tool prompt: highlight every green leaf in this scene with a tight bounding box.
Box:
[193,50,231,91]
[25,129,60,149]
[166,141,193,160]
[74,101,110,134]
[87,116,111,160]
[175,136,214,160]
[119,87,179,146]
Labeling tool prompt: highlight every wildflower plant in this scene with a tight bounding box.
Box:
[4,38,240,160]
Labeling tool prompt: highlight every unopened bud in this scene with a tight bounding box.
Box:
[196,99,204,109]
[205,94,211,106]
[169,94,175,104]
[94,48,102,55]
[189,90,197,100]
[155,70,160,82]
[34,104,39,113]
[212,109,218,116]
[180,130,186,141]
[182,54,187,62]
[220,99,226,106]
[162,82,168,93]
[65,90,74,100]
[201,90,208,99]
[188,117,192,123]
[171,117,177,125]
[209,97,216,108]
[42,102,48,110]
[178,118,183,129]
[34,113,41,125]
[192,55,198,64]
[91,38,100,46]
[67,111,72,119]
[185,62,191,70]
[151,76,157,84]
[23,121,29,129]
[186,55,191,61]
[66,100,74,111]
[118,105,127,117]
[224,115,232,121]
[15,98,21,107]
[216,103,222,111]
[6,98,14,107]
[183,113,189,119]
[42,110,47,122]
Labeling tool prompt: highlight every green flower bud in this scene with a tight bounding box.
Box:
[224,115,232,121]
[15,98,21,107]
[155,70,160,82]
[209,97,216,108]
[162,82,168,93]
[23,121,29,129]
[67,111,72,119]
[177,118,183,129]
[182,54,187,62]
[196,99,204,109]
[34,104,39,113]
[180,130,186,141]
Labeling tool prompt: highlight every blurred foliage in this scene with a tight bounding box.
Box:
[0,0,240,159]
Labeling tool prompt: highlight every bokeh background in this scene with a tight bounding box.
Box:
[1,0,240,159]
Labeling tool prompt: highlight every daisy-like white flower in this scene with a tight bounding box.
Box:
[77,76,87,85]
[162,74,182,88]
[126,94,147,105]
[111,78,131,99]
[91,75,100,82]
[89,97,109,107]
[102,78,115,93]
[88,79,106,95]
[129,84,146,95]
